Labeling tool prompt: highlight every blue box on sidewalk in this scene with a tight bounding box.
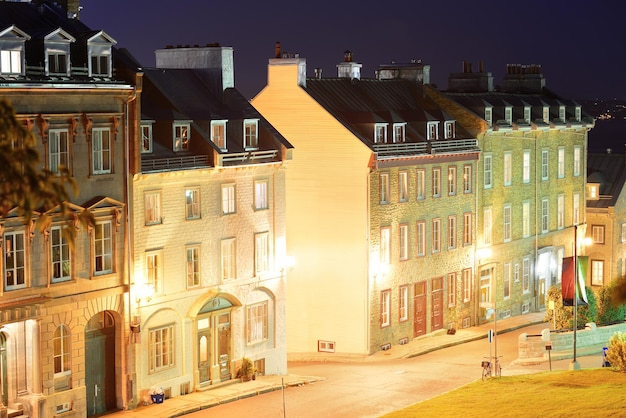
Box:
[151,393,164,404]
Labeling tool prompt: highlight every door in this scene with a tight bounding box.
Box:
[413,282,426,337]
[197,328,211,384]
[431,277,444,331]
[0,333,7,406]
[86,312,116,416]
[218,313,231,380]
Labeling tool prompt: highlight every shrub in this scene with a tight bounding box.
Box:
[597,284,626,326]
[578,286,597,326]
[606,331,626,372]
[545,286,596,330]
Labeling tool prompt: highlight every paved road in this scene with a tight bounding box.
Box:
[188,322,603,417]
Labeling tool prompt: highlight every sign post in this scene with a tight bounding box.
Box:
[546,341,553,371]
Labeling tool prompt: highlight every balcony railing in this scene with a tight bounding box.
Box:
[141,155,210,172]
[374,139,478,158]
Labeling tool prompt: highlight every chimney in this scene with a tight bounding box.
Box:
[337,50,362,80]
[275,41,281,59]
[448,61,493,92]
[502,64,545,93]
[376,59,430,84]
[314,68,323,79]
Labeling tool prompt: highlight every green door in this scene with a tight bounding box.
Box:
[86,312,116,416]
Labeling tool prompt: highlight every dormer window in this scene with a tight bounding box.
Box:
[87,31,116,78]
[575,106,582,122]
[1,49,22,74]
[141,121,153,153]
[44,29,74,77]
[587,184,599,200]
[484,107,493,127]
[374,123,388,144]
[244,119,259,149]
[559,105,566,122]
[0,25,30,76]
[173,122,190,152]
[393,123,406,143]
[48,51,68,75]
[444,121,455,139]
[504,106,513,125]
[542,105,550,123]
[427,122,439,140]
[523,106,531,123]
[211,120,227,150]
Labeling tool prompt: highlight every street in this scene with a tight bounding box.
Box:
[189,322,603,417]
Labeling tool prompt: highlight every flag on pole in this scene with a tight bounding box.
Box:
[562,256,589,306]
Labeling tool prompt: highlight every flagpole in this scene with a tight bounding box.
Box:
[570,225,580,370]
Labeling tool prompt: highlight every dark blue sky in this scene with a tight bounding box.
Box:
[81,0,623,101]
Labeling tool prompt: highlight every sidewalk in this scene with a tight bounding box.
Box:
[107,312,548,417]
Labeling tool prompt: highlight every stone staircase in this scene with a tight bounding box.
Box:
[7,407,27,418]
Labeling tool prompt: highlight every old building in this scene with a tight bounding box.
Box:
[585,150,626,286]
[429,63,594,322]
[116,44,292,403]
[0,1,136,416]
[253,47,479,356]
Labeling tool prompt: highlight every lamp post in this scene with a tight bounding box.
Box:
[570,225,580,370]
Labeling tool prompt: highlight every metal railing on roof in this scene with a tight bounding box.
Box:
[374,139,478,158]
[141,155,210,172]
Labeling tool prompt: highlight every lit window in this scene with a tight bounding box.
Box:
[543,106,550,123]
[503,152,512,186]
[591,260,604,286]
[541,150,549,180]
[221,238,236,280]
[399,286,408,322]
[255,180,269,210]
[255,232,270,275]
[149,325,174,372]
[53,325,71,389]
[375,123,388,144]
[51,226,71,283]
[244,119,259,149]
[94,221,113,275]
[592,225,605,244]
[380,290,391,327]
[399,171,408,202]
[462,269,471,303]
[557,195,564,230]
[4,230,26,290]
[463,165,472,194]
[145,191,162,225]
[173,122,190,151]
[211,120,227,150]
[523,258,530,293]
[399,224,409,261]
[393,123,406,143]
[221,184,236,215]
[186,246,200,288]
[448,166,456,196]
[247,302,268,344]
[523,150,531,183]
[558,147,565,178]
[503,263,511,299]
[573,146,581,177]
[146,251,163,294]
[185,188,201,220]
[92,127,111,174]
[1,49,22,74]
[49,128,70,174]
[141,123,153,153]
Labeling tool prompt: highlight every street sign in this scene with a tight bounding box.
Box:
[545,341,553,351]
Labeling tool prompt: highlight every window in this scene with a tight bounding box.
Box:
[173,123,190,151]
[427,122,439,140]
[211,120,227,150]
[591,260,604,286]
[448,216,456,249]
[480,269,491,304]
[244,119,259,149]
[145,191,162,225]
[416,221,426,257]
[146,251,163,294]
[588,184,599,199]
[374,123,388,144]
[49,128,70,174]
[380,227,391,264]
[149,325,174,372]
[462,269,471,303]
[51,226,71,283]
[483,208,492,246]
[380,173,390,204]
[522,258,530,293]
[484,107,493,127]
[524,106,531,123]
[483,154,492,189]
[380,290,391,327]
[185,188,201,220]
[463,212,472,246]
[399,171,408,202]
[221,238,236,280]
[463,165,472,193]
[503,205,512,242]
[574,146,581,177]
[503,263,511,299]
[541,150,549,181]
[557,195,564,230]
[432,168,441,197]
[94,221,112,275]
[432,218,441,253]
[448,166,456,196]
[503,152,512,186]
[141,123,153,153]
[255,180,269,210]
[393,123,406,143]
[573,193,580,226]
[4,230,26,290]
[1,49,22,74]
[575,107,582,122]
[541,199,549,233]
[543,106,550,123]
[399,224,409,261]
[523,150,531,183]
[399,286,408,321]
[53,325,71,379]
[221,184,236,215]
[444,121,455,139]
[416,169,425,200]
[92,127,111,174]
[514,263,520,282]
[47,50,68,75]
[186,246,200,288]
[504,106,512,125]
[90,54,110,77]
[255,232,270,275]
[448,273,456,307]
[558,147,565,178]
[247,302,268,344]
[559,106,566,122]
[592,225,605,244]
[523,201,530,238]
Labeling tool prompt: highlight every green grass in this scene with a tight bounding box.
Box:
[382,369,626,418]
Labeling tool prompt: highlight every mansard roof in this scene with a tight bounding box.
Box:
[587,153,626,209]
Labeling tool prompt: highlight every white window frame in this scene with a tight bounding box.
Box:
[432,168,441,197]
[255,232,270,275]
[141,122,153,153]
[149,325,175,372]
[448,215,456,249]
[381,289,391,328]
[4,230,26,290]
[504,106,513,125]
[503,152,512,186]
[254,180,269,210]
[51,226,71,283]
[186,245,200,288]
[145,191,162,225]
[93,220,113,275]
[221,238,237,280]
[173,122,190,152]
[573,146,581,177]
[559,106,566,122]
[399,171,408,202]
[92,127,111,174]
[432,218,441,253]
[523,150,531,183]
[541,199,549,233]
[211,120,227,150]
[592,225,605,244]
[399,224,409,261]
[463,269,471,303]
[417,221,426,257]
[46,48,69,76]
[484,154,492,189]
[444,121,455,139]
[543,106,550,123]
[393,123,406,143]
[503,205,512,242]
[247,301,268,344]
[380,173,390,204]
[541,149,549,181]
[185,188,201,220]
[448,166,456,196]
[484,107,493,127]
[49,128,70,174]
[53,324,71,379]
[244,119,259,149]
[89,52,111,77]
[558,147,565,179]
[399,285,409,322]
[427,122,439,140]
[523,106,531,123]
[463,165,472,194]
[575,107,582,122]
[416,169,425,200]
[1,49,23,74]
[375,123,388,144]
[591,260,604,286]
[221,184,236,215]
[146,251,163,294]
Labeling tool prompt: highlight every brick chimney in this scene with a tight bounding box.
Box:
[337,50,362,80]
[447,60,494,92]
[55,0,81,19]
[501,64,545,93]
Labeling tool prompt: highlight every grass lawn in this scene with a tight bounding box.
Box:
[382,368,626,418]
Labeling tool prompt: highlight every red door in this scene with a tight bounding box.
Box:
[431,277,444,331]
[413,282,426,337]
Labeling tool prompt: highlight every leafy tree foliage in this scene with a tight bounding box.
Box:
[545,285,597,329]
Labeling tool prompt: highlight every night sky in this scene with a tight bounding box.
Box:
[81,0,624,101]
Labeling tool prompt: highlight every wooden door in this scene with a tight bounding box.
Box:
[86,313,116,416]
[197,329,211,384]
[218,313,231,380]
[413,282,426,337]
[431,277,444,331]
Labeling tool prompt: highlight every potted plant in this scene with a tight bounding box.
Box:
[236,357,256,382]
